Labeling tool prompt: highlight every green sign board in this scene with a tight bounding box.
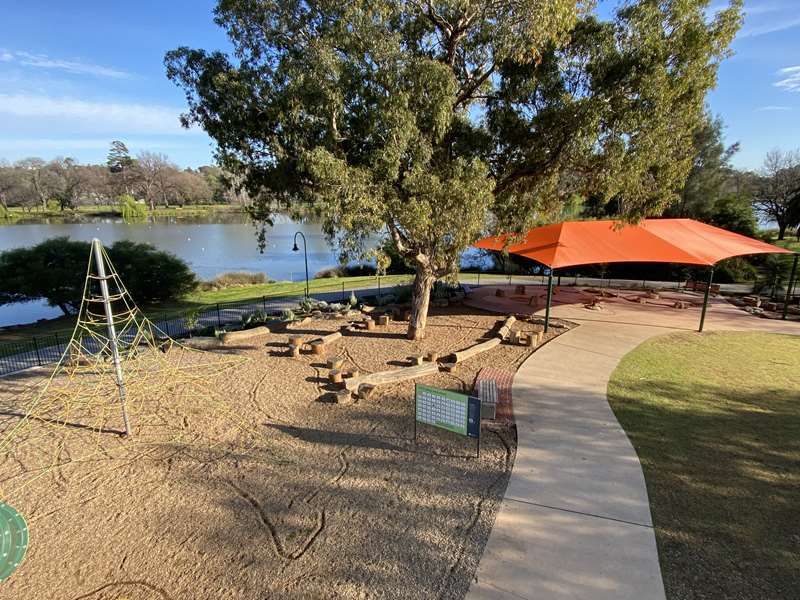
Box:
[0,502,28,581]
[415,384,481,438]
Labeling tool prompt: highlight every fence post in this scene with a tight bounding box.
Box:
[54,331,60,354]
[216,303,222,327]
[477,272,481,286]
[262,296,267,312]
[164,314,171,338]
[342,282,346,302]
[378,276,382,301]
[32,336,43,366]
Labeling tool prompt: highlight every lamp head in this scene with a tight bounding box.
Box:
[292,243,299,252]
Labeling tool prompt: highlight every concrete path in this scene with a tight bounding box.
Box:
[467,286,800,600]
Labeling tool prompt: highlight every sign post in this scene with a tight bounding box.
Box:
[414,384,481,458]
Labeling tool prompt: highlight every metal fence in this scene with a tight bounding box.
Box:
[0,276,414,378]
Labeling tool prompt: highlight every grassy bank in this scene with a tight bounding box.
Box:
[0,274,413,343]
[608,332,800,599]
[2,203,243,221]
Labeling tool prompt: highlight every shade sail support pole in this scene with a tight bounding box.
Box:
[544,269,554,333]
[698,266,714,333]
[782,254,798,320]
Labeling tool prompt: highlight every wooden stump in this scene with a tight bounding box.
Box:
[523,333,535,347]
[364,318,376,331]
[342,369,360,379]
[311,340,326,355]
[328,370,343,384]
[336,389,353,404]
[327,357,344,370]
[441,362,457,372]
[289,346,301,358]
[376,314,390,326]
[495,288,506,297]
[411,355,424,366]
[425,351,439,363]
[288,335,304,348]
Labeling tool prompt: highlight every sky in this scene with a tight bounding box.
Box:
[0,0,798,171]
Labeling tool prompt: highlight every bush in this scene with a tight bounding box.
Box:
[198,271,269,291]
[314,267,342,279]
[314,264,377,279]
[0,237,197,314]
[0,205,9,219]
[118,194,147,220]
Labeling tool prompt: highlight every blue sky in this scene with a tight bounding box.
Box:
[0,0,798,171]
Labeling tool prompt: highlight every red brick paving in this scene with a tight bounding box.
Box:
[474,367,515,422]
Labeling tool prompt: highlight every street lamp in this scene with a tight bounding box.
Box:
[292,231,310,298]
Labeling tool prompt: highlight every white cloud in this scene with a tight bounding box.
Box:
[774,65,800,92]
[0,50,131,79]
[739,16,800,38]
[0,94,196,135]
[756,105,792,111]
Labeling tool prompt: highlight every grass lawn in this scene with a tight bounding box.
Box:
[608,331,800,600]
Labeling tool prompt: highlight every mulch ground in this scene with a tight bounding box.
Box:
[0,306,569,600]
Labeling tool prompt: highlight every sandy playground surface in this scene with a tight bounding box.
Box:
[0,307,569,599]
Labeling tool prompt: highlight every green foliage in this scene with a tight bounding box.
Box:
[348,291,358,307]
[0,204,9,219]
[0,237,197,314]
[166,0,742,337]
[46,199,60,212]
[198,271,269,291]
[118,194,148,220]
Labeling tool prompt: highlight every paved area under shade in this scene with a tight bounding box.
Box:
[466,286,800,600]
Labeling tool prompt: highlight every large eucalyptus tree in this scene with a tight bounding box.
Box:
[167,0,741,339]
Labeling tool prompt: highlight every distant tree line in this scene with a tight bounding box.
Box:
[0,141,249,213]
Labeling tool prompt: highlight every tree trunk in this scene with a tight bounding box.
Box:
[778,220,787,240]
[407,264,435,340]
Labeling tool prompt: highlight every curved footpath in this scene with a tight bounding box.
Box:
[466,287,800,600]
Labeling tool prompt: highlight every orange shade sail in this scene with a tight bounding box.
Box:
[473,219,793,269]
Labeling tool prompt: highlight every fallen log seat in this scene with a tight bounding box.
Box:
[376,314,390,326]
[220,326,270,346]
[329,370,343,384]
[344,362,439,391]
[364,318,376,331]
[307,331,343,354]
[495,315,517,340]
[287,335,305,348]
[181,336,222,350]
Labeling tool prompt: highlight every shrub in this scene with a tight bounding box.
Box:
[314,267,342,279]
[0,237,197,314]
[118,194,147,220]
[348,291,358,307]
[0,205,9,219]
[198,271,269,291]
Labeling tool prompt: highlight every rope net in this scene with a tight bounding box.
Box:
[0,242,255,510]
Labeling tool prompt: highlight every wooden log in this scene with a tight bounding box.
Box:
[411,355,424,366]
[376,314,390,326]
[450,337,501,364]
[318,331,342,345]
[328,370,343,384]
[327,357,344,369]
[344,362,439,391]
[220,326,270,346]
[515,284,526,295]
[311,340,326,355]
[495,315,517,340]
[495,288,506,297]
[342,369,360,379]
[364,318,376,331]
[425,351,439,363]
[357,384,376,400]
[289,346,301,358]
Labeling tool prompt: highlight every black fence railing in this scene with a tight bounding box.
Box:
[0,276,414,378]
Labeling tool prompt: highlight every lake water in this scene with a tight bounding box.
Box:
[0,213,349,326]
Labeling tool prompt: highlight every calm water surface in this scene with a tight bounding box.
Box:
[0,213,345,326]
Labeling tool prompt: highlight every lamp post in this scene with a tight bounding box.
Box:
[292,231,310,298]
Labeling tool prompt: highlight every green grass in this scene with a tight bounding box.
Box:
[2,203,242,220]
[0,274,413,344]
[608,332,800,600]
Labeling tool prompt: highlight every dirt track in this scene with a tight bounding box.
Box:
[0,307,567,599]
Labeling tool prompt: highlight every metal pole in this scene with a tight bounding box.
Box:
[544,270,555,333]
[293,231,310,298]
[698,266,714,333]
[32,336,42,366]
[782,254,798,320]
[92,239,132,436]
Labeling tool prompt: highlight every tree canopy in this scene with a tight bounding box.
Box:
[166,0,742,338]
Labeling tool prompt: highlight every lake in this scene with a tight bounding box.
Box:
[0,212,349,326]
